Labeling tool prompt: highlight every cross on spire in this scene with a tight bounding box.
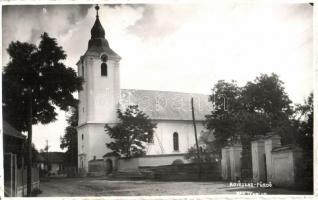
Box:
[95,5,100,17]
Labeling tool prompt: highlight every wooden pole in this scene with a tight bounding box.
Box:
[46,140,49,175]
[191,98,201,178]
[27,88,32,196]
[21,143,24,196]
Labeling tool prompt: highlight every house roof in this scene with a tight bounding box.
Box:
[3,121,25,139]
[40,152,65,163]
[120,89,213,121]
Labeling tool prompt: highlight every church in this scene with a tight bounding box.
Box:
[77,6,213,175]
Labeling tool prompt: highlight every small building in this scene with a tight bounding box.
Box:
[3,121,40,197]
[40,152,66,176]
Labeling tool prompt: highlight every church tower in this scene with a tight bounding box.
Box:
[77,5,121,172]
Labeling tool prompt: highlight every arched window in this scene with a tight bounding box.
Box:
[82,134,84,140]
[173,132,179,151]
[101,63,107,76]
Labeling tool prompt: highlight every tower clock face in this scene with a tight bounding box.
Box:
[101,54,108,62]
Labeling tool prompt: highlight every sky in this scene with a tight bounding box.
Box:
[2,2,313,152]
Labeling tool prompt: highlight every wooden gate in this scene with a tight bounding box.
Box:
[241,147,252,181]
[4,153,17,197]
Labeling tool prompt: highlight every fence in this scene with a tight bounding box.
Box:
[4,153,40,197]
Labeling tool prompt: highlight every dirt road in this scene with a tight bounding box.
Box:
[38,177,311,197]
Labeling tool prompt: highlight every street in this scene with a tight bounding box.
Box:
[38,177,311,196]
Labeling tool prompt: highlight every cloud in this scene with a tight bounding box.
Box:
[2,5,92,66]
[127,4,199,40]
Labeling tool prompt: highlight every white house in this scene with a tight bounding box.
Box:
[77,6,213,174]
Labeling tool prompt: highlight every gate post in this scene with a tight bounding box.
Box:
[221,146,230,180]
[229,144,242,181]
[251,136,266,182]
[264,134,281,182]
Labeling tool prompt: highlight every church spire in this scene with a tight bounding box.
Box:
[87,4,110,51]
[85,4,120,59]
[90,5,105,39]
[95,5,99,17]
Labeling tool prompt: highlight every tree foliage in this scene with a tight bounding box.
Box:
[294,93,313,152]
[3,32,83,132]
[3,33,82,196]
[205,73,294,151]
[60,107,78,165]
[185,131,219,163]
[105,105,157,158]
[205,80,243,149]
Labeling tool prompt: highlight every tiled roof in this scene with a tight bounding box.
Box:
[40,152,65,163]
[3,121,25,139]
[120,89,213,121]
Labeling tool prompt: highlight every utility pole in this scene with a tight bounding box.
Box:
[26,87,32,196]
[46,140,49,175]
[191,97,202,179]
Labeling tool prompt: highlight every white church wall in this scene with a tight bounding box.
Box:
[77,58,87,125]
[77,125,89,170]
[89,56,120,124]
[77,122,115,172]
[87,124,113,161]
[77,53,120,126]
[77,126,89,156]
[147,120,206,155]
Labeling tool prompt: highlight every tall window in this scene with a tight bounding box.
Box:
[101,54,108,77]
[173,132,179,151]
[101,63,107,76]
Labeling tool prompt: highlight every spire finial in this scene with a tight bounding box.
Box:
[95,5,100,17]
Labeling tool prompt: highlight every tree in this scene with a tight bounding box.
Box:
[3,32,82,196]
[105,105,157,158]
[205,80,243,150]
[205,73,293,151]
[204,74,293,180]
[294,92,313,152]
[185,131,219,163]
[242,73,293,144]
[60,107,78,167]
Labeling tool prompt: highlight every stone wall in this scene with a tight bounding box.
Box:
[271,146,303,188]
[117,154,190,172]
[88,159,106,176]
[141,162,221,181]
[220,134,310,189]
[250,134,306,188]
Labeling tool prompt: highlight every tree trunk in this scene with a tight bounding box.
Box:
[27,89,33,196]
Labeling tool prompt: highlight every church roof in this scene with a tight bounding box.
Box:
[40,152,65,164]
[120,89,213,121]
[90,6,105,39]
